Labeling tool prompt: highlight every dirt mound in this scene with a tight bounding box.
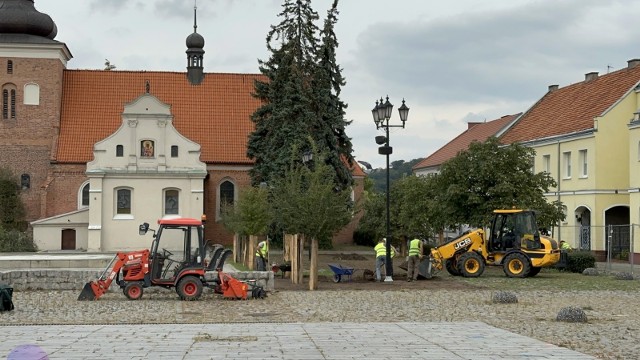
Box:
[333,253,367,261]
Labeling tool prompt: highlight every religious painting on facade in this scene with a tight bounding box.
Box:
[141,140,154,157]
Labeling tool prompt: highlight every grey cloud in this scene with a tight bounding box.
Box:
[354,0,637,106]
[89,0,144,13]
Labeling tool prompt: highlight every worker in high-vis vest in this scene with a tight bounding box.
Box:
[255,240,268,271]
[374,238,395,282]
[406,238,424,282]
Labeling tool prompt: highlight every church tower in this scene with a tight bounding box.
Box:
[0,0,72,223]
[186,5,205,85]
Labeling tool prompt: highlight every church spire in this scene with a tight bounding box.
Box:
[186,2,205,85]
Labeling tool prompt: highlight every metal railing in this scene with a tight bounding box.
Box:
[555,224,635,274]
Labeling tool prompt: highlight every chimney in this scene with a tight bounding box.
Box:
[548,84,559,92]
[628,59,640,69]
[585,72,599,82]
[467,122,481,129]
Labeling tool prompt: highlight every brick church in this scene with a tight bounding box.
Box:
[0,0,364,252]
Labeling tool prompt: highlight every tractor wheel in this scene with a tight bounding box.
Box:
[123,282,143,300]
[527,266,542,277]
[176,275,203,301]
[503,253,531,278]
[445,258,461,276]
[457,252,485,278]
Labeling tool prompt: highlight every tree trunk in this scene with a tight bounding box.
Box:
[248,235,258,270]
[242,235,249,268]
[283,233,291,263]
[309,236,318,290]
[233,234,240,263]
[298,234,305,284]
[287,234,298,284]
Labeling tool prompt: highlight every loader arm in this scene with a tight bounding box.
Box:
[78,251,147,301]
[430,229,485,270]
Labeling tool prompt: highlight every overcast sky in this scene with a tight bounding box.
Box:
[37,0,640,169]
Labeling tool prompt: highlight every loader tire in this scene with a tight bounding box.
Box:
[123,282,144,300]
[503,253,530,278]
[177,275,203,301]
[445,258,461,276]
[457,252,485,278]
[527,267,541,277]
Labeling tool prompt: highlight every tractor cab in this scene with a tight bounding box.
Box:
[142,218,206,285]
[488,209,542,252]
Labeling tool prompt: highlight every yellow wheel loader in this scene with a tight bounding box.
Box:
[424,209,561,278]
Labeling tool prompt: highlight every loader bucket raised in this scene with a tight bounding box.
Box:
[77,282,97,301]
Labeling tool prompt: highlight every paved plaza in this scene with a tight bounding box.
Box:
[2,321,594,360]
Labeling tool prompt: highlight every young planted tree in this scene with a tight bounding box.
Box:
[220,186,272,269]
[393,174,445,241]
[270,149,352,290]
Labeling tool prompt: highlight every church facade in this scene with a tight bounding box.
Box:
[0,1,364,251]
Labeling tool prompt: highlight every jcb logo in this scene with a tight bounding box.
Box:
[454,238,472,250]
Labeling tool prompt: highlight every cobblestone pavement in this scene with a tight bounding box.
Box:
[2,322,594,360]
[2,288,636,359]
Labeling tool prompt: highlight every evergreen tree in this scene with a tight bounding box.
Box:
[248,0,353,190]
[311,0,354,190]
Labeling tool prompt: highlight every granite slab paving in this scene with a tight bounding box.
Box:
[1,322,594,360]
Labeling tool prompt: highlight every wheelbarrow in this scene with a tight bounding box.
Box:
[327,263,375,283]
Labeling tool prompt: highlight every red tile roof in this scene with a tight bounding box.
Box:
[413,114,520,171]
[500,65,640,144]
[57,70,265,164]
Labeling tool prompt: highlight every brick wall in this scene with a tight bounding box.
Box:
[204,168,253,245]
[203,168,364,247]
[0,57,65,222]
[44,164,89,217]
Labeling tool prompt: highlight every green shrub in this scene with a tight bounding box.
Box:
[0,226,37,252]
[566,251,596,273]
[353,229,376,247]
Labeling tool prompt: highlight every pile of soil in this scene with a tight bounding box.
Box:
[268,252,476,291]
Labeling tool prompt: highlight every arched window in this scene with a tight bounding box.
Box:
[171,145,178,158]
[164,189,180,215]
[81,183,90,207]
[24,83,39,105]
[7,60,12,74]
[2,84,16,119]
[217,180,235,219]
[116,188,132,215]
[116,145,124,157]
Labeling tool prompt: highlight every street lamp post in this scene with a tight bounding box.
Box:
[372,96,409,282]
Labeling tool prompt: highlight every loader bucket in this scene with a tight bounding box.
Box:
[77,282,97,301]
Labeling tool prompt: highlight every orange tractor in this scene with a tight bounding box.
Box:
[77,217,265,301]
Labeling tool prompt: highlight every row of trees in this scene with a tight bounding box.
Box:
[357,137,565,246]
[222,149,353,290]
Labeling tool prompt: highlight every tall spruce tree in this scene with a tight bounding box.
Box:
[311,0,354,189]
[248,0,354,189]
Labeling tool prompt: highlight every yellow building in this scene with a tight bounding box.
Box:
[500,62,640,262]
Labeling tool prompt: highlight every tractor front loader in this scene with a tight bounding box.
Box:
[78,217,260,301]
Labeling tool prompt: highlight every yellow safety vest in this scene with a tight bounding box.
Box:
[409,239,421,256]
[375,243,395,258]
[256,243,268,258]
[374,242,386,257]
